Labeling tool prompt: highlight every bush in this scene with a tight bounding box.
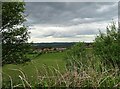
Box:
[93,22,120,68]
[65,42,87,70]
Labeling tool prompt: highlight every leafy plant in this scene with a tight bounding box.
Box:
[1,2,31,65]
[65,42,87,71]
[93,22,120,68]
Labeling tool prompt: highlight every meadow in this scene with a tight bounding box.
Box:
[2,46,120,88]
[2,52,67,87]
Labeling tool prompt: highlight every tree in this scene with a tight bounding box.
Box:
[1,2,31,65]
[93,22,120,68]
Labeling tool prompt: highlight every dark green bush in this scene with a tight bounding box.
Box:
[65,42,87,70]
[93,22,120,68]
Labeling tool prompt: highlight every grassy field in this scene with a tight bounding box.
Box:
[2,48,120,88]
[2,52,66,86]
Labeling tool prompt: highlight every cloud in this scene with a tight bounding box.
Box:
[25,2,117,25]
[25,2,118,42]
[28,20,113,42]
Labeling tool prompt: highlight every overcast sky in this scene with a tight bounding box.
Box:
[25,2,118,43]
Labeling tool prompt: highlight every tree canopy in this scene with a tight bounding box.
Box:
[1,2,31,65]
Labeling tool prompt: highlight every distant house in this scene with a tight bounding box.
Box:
[56,48,66,52]
[32,42,93,53]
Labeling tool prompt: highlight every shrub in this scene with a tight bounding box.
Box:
[65,42,87,70]
[93,22,120,68]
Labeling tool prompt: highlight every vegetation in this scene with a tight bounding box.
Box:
[65,42,87,71]
[1,2,31,65]
[2,23,120,88]
[93,22,120,69]
[1,1,120,88]
[2,52,66,88]
[2,50,120,88]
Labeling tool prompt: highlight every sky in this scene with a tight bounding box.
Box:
[25,2,118,43]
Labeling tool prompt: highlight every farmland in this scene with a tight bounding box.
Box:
[2,52,66,86]
[2,42,120,88]
[2,40,120,88]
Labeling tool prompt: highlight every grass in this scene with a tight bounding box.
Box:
[2,49,120,88]
[2,52,66,87]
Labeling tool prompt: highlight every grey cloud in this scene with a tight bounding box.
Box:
[25,2,117,26]
[25,2,118,42]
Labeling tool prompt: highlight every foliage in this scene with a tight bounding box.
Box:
[1,2,31,65]
[93,22,120,68]
[2,52,120,88]
[65,42,87,70]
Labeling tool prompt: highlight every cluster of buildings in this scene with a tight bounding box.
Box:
[32,42,93,54]
[34,47,67,53]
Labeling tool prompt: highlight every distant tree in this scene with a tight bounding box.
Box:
[1,2,31,65]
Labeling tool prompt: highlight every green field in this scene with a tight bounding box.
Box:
[2,52,66,86]
[3,47,120,88]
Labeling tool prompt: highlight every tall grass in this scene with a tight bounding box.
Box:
[2,52,120,88]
